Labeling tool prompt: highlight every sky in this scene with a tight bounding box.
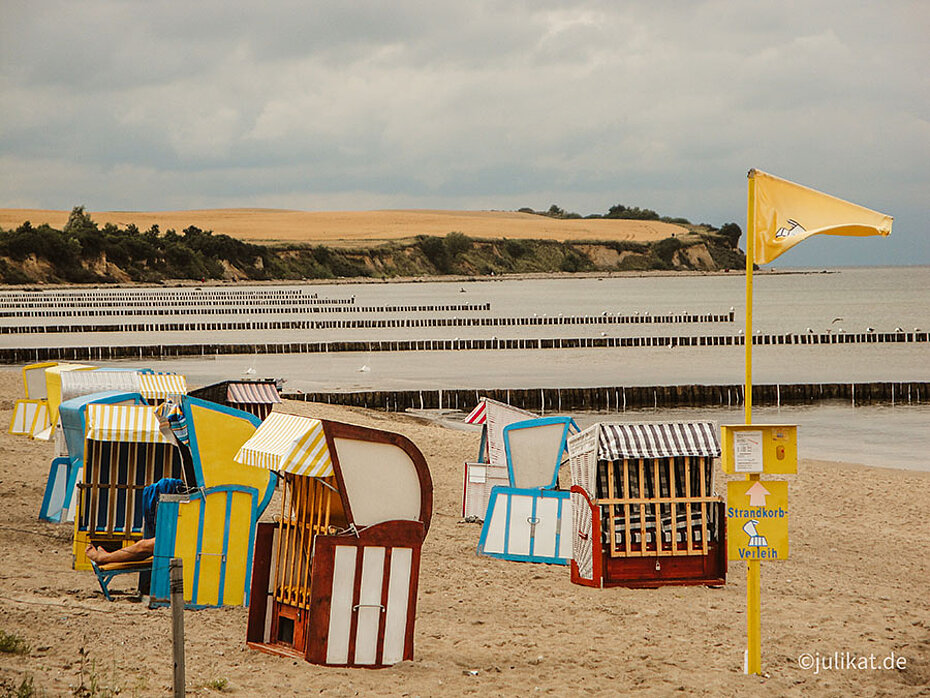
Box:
[1,1,928,267]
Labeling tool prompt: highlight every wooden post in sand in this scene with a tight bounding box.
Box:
[170,558,185,697]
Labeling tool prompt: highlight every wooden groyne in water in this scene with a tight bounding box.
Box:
[0,310,734,335]
[0,301,491,319]
[283,381,929,412]
[1,329,926,364]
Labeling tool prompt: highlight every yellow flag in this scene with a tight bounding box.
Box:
[750,169,892,265]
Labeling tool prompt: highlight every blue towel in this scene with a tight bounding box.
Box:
[142,478,184,538]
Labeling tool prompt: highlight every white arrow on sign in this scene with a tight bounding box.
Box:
[746,481,771,507]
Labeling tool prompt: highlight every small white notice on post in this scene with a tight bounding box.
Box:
[733,430,764,473]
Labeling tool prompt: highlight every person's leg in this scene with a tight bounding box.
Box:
[85,537,155,565]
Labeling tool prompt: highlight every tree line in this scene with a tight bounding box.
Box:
[0,206,743,284]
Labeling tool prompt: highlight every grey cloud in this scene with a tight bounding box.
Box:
[1,1,927,265]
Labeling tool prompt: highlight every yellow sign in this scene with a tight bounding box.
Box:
[721,424,797,474]
[727,481,788,561]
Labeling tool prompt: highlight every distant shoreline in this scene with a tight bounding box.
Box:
[0,266,836,290]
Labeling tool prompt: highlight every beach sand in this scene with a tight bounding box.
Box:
[0,366,927,697]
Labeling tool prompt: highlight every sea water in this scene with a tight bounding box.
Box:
[4,266,928,470]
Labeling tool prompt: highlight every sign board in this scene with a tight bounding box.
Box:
[727,480,788,561]
[721,424,797,474]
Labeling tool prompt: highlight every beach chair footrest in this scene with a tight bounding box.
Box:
[91,559,153,601]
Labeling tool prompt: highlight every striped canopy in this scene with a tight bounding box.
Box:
[596,422,720,461]
[464,400,487,424]
[85,404,171,443]
[464,397,535,427]
[60,369,140,402]
[234,412,333,477]
[138,373,188,400]
[227,381,281,405]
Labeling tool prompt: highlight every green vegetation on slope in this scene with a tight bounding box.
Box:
[0,206,745,284]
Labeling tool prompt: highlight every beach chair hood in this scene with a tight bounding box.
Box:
[235,414,432,532]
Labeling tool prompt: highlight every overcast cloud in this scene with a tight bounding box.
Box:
[1,0,927,266]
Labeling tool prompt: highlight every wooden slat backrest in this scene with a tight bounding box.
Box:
[78,441,180,535]
[274,474,338,610]
[599,456,717,558]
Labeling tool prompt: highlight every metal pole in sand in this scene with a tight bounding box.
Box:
[170,558,186,697]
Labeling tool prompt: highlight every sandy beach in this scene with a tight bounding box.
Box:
[0,366,927,697]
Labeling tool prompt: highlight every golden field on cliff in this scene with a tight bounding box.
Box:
[0,208,687,247]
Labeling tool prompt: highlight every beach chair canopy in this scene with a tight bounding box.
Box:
[466,397,537,465]
[595,422,720,460]
[234,412,334,477]
[60,369,140,403]
[138,373,188,401]
[227,381,281,405]
[568,421,720,496]
[85,403,171,443]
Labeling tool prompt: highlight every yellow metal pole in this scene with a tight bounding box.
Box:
[745,170,755,426]
[744,169,762,674]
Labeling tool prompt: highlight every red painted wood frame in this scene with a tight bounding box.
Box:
[569,486,603,588]
[247,521,425,667]
[570,490,726,589]
[305,520,425,667]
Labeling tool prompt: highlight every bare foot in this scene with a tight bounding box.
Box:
[85,544,107,564]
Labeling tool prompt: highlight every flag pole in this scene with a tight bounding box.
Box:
[745,169,755,427]
[744,169,762,674]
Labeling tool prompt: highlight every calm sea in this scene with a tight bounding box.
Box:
[4,266,928,470]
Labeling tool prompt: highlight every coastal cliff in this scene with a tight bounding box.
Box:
[0,208,745,284]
